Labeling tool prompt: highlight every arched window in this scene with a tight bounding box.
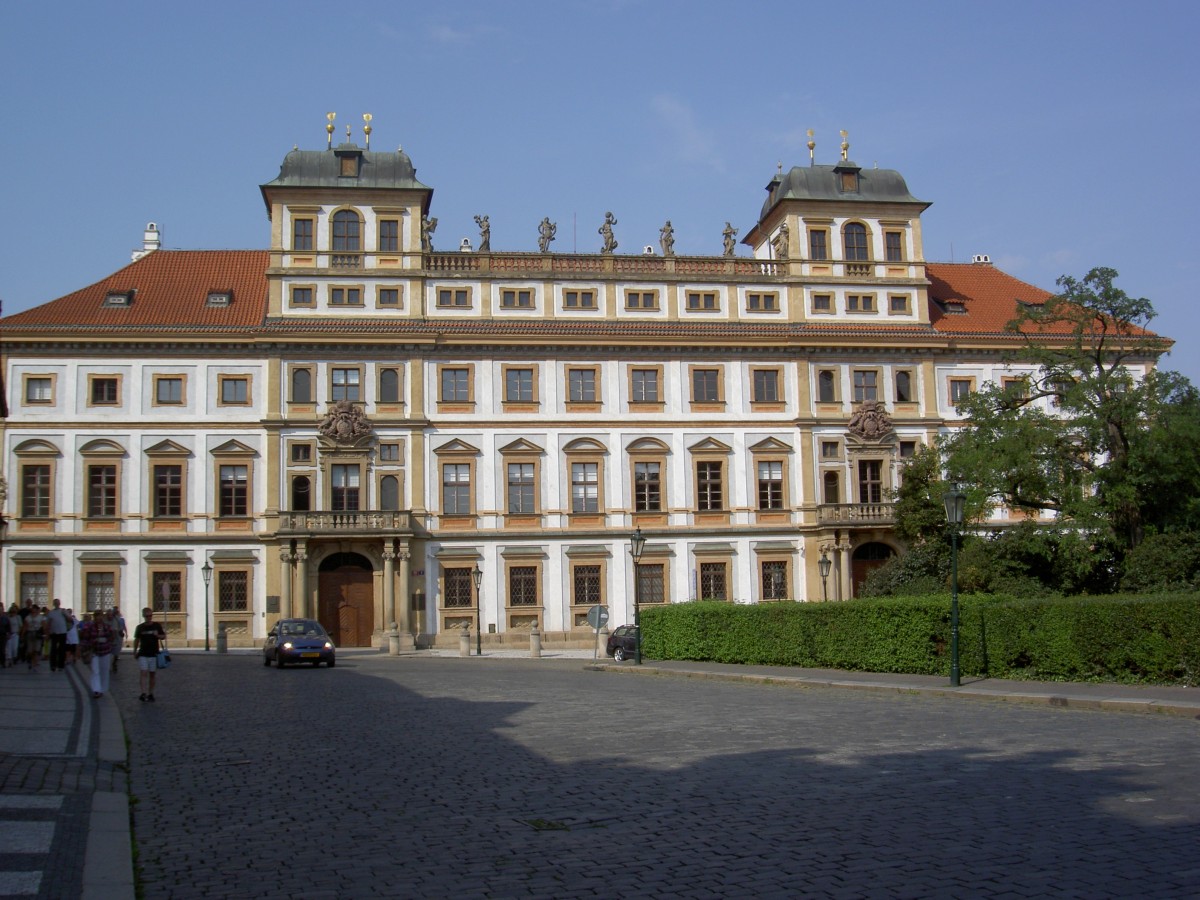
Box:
[380,475,400,511]
[823,471,840,504]
[379,368,400,403]
[843,223,868,261]
[291,368,311,403]
[291,475,311,511]
[332,210,361,252]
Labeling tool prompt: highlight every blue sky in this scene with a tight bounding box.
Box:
[2,0,1196,382]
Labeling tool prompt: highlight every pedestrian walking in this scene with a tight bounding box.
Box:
[65,610,80,665]
[133,607,168,702]
[47,599,69,672]
[23,606,47,672]
[79,609,116,698]
[4,605,20,667]
[108,608,128,673]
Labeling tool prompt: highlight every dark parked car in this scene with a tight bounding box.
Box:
[263,618,336,668]
[606,624,639,661]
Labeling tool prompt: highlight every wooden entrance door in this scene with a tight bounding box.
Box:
[317,568,374,647]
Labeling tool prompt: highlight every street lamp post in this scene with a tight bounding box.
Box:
[629,527,645,665]
[943,482,966,687]
[201,560,213,652]
[818,551,832,602]
[471,564,483,656]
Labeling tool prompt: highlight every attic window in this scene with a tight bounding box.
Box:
[839,171,859,192]
[103,291,133,308]
[206,291,232,307]
[944,301,967,314]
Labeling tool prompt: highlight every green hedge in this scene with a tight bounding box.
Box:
[637,592,1200,684]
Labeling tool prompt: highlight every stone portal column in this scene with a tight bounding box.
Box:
[396,550,414,649]
[296,547,310,618]
[383,547,396,631]
[279,548,294,619]
[838,541,853,601]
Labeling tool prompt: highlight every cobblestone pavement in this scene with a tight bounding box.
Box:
[117,654,1200,899]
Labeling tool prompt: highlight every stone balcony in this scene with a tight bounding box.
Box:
[816,503,896,525]
[277,510,413,536]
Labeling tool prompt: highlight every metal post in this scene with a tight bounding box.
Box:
[201,560,213,652]
[472,564,483,656]
[818,551,831,602]
[950,528,960,687]
[629,527,645,665]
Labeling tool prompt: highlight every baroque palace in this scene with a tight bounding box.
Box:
[0,122,1088,648]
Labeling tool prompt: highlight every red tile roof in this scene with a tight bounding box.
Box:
[0,250,269,331]
[925,262,1053,334]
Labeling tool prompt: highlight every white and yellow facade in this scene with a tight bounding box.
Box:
[0,133,1111,647]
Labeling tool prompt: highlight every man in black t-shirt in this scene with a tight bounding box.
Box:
[133,607,168,702]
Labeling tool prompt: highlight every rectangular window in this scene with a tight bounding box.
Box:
[634,461,661,512]
[292,218,314,251]
[752,370,780,403]
[1002,377,1030,399]
[696,461,724,511]
[501,289,534,308]
[21,465,51,517]
[507,463,536,514]
[290,443,313,463]
[24,377,53,404]
[895,371,914,403]
[217,571,248,612]
[153,465,182,517]
[949,378,973,406]
[811,293,833,313]
[625,290,659,310]
[889,294,910,314]
[699,562,728,601]
[219,465,248,517]
[809,230,828,260]
[444,568,474,608]
[847,294,876,313]
[572,564,602,607]
[440,368,470,403]
[762,560,788,600]
[152,571,183,613]
[899,441,917,459]
[87,465,118,517]
[330,287,362,306]
[692,369,721,403]
[86,572,116,612]
[563,290,596,309]
[821,441,840,459]
[508,566,538,606]
[21,572,50,607]
[437,288,470,308]
[378,219,399,252]
[757,460,784,510]
[686,291,719,311]
[155,377,183,405]
[505,368,534,403]
[859,460,883,504]
[567,369,596,404]
[290,287,314,307]
[817,370,838,403]
[885,231,904,262]
[631,369,659,403]
[378,443,401,462]
[91,377,119,405]
[853,370,878,403]
[571,462,599,513]
[219,377,249,405]
[378,288,400,307]
[638,563,665,604]
[331,368,361,402]
[331,464,361,512]
[746,292,779,312]
[442,464,471,515]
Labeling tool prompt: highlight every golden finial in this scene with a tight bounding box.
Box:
[345,124,351,141]
[806,129,815,165]
[777,160,783,175]
[362,113,373,150]
[326,112,336,149]
[840,129,849,161]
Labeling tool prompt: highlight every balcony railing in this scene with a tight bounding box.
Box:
[817,503,896,525]
[278,510,412,534]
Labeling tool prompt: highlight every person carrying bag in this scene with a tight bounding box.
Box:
[133,607,168,702]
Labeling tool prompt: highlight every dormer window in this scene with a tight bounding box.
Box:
[103,291,133,308]
[840,171,859,192]
[206,291,232,307]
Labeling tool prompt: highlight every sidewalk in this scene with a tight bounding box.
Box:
[1,651,1194,900]
[0,659,134,900]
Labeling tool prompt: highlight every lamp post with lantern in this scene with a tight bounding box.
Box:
[943,482,967,687]
[818,551,832,602]
[201,560,213,652]
[472,564,483,656]
[629,527,645,665]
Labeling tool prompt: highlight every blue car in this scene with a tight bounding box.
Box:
[263,618,336,668]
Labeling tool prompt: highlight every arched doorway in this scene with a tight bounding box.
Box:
[317,552,374,647]
[851,542,896,595]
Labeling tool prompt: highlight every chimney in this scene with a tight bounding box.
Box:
[132,222,161,262]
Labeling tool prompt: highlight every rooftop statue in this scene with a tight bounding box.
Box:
[473,215,490,253]
[599,211,618,254]
[722,222,738,257]
[538,217,557,253]
[421,214,438,253]
[659,220,675,257]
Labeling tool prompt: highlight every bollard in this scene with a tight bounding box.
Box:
[216,625,228,654]
[459,628,471,657]
[596,625,609,660]
[529,623,542,659]
[388,622,400,657]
